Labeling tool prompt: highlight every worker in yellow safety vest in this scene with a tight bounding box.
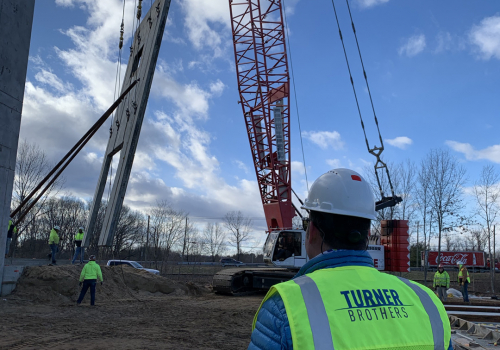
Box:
[248,169,452,350]
[77,255,103,306]
[6,218,17,258]
[457,263,470,303]
[71,227,85,264]
[48,225,60,266]
[433,264,450,302]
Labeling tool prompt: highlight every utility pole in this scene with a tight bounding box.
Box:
[416,221,420,268]
[145,215,150,263]
[182,217,188,262]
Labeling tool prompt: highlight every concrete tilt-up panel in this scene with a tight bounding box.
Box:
[0,0,35,295]
[84,0,171,247]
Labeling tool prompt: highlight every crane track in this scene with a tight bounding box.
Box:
[213,267,293,295]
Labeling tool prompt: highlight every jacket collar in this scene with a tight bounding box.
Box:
[294,249,374,278]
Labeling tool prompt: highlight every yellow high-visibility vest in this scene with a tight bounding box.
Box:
[253,266,451,350]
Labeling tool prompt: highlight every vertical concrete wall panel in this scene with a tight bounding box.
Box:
[0,0,35,295]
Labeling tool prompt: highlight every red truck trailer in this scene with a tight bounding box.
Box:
[422,251,486,268]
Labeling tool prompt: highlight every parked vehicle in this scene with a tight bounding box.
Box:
[220,258,245,267]
[106,260,160,275]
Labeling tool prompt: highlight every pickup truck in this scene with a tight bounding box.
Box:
[106,260,160,275]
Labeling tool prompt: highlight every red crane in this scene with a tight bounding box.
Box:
[229,0,294,231]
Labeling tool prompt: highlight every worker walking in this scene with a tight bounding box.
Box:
[433,264,450,302]
[77,255,103,306]
[48,225,60,265]
[71,227,85,264]
[458,263,470,303]
[6,218,17,258]
[248,169,452,350]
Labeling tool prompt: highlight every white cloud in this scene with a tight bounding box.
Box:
[469,15,500,60]
[446,141,500,164]
[34,69,73,93]
[235,160,249,174]
[291,161,306,176]
[152,69,214,119]
[302,130,344,150]
[398,34,426,57]
[179,0,230,57]
[326,159,342,168]
[355,0,389,8]
[386,136,413,150]
[209,80,226,97]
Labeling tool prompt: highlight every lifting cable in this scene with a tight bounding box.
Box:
[330,0,402,211]
[282,0,309,192]
[108,0,128,203]
[106,0,143,202]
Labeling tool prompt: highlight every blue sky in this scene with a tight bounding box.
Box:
[20,0,500,247]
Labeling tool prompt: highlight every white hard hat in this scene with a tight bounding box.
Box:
[54,225,60,230]
[301,168,376,220]
[79,227,84,231]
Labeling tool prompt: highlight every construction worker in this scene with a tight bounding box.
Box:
[248,169,452,350]
[6,218,17,258]
[71,227,85,264]
[458,263,470,303]
[48,225,60,265]
[77,255,103,306]
[433,264,450,302]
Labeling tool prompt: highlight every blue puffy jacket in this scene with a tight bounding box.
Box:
[248,249,454,350]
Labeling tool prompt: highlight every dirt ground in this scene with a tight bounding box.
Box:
[0,265,263,350]
[3,265,500,350]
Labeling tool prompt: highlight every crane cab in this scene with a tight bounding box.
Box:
[263,230,307,269]
[263,229,386,271]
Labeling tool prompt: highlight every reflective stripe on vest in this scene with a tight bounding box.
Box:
[295,276,334,350]
[398,277,445,350]
[253,266,451,350]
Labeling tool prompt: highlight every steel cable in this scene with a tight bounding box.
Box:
[329,0,398,201]
[282,0,309,192]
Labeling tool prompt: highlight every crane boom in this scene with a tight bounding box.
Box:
[229,0,294,231]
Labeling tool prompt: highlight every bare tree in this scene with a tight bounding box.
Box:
[473,165,500,292]
[113,206,146,258]
[424,149,467,266]
[149,200,186,269]
[180,220,200,262]
[10,140,64,256]
[203,222,226,262]
[224,211,252,260]
[397,159,418,223]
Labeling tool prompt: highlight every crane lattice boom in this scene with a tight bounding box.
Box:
[229,0,294,231]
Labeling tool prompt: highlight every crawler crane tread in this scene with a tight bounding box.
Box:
[213,267,295,295]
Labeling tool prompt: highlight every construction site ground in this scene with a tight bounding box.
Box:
[0,264,263,350]
[3,264,500,349]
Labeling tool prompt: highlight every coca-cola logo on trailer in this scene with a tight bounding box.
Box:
[425,251,485,267]
[437,253,469,265]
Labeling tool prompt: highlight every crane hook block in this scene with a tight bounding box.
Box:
[375,196,403,212]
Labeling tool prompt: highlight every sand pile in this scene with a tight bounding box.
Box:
[10,264,207,304]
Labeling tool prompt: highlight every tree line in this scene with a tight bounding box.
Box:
[8,141,257,266]
[9,141,500,277]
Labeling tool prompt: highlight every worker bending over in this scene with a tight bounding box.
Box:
[248,168,452,350]
[433,264,450,302]
[48,226,60,266]
[72,227,85,264]
[77,255,103,306]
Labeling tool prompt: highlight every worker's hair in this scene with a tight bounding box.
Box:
[309,211,371,250]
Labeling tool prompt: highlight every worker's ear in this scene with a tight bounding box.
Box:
[308,221,318,244]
